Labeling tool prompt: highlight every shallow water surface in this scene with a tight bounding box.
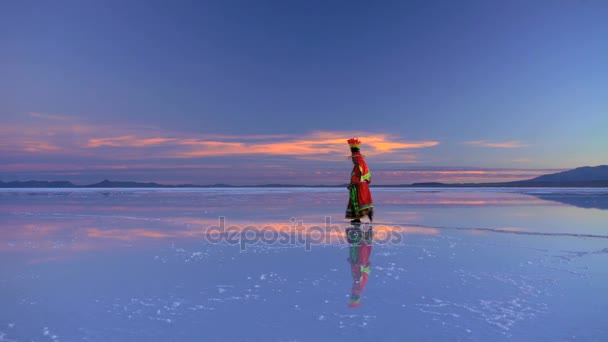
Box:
[1,188,607,341]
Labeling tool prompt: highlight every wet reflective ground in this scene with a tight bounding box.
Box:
[1,188,607,341]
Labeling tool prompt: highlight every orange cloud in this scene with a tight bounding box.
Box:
[22,140,62,152]
[3,113,440,163]
[74,130,440,160]
[87,136,177,147]
[463,140,528,148]
[363,137,439,151]
[172,132,438,158]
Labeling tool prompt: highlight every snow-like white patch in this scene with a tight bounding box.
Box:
[42,327,59,341]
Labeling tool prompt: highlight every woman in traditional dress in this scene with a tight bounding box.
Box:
[345,138,374,224]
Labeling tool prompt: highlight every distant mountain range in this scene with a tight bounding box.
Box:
[527,165,608,183]
[409,165,608,188]
[0,179,328,188]
[1,165,608,188]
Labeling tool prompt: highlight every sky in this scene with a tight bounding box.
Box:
[1,0,607,185]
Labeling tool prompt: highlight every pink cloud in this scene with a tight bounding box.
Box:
[372,168,564,183]
[463,140,528,148]
[3,113,440,162]
[28,112,72,121]
[87,136,177,148]
[170,132,438,158]
[21,140,62,152]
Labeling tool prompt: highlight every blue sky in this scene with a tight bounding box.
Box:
[1,0,606,184]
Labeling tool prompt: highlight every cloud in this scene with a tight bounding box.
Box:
[87,136,177,148]
[5,139,61,153]
[371,168,564,184]
[4,112,441,160]
[463,140,528,148]
[1,114,444,183]
[28,112,72,121]
[362,137,439,151]
[84,131,439,159]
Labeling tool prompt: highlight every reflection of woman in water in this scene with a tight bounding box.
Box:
[346,225,373,308]
[345,138,374,224]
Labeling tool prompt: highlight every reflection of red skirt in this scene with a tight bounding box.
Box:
[350,243,372,296]
[345,182,373,219]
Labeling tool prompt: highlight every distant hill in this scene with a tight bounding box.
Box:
[88,179,165,188]
[0,179,170,188]
[0,179,342,188]
[1,165,607,188]
[0,180,77,188]
[524,165,608,183]
[410,165,608,187]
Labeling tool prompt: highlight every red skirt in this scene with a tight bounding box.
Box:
[345,182,373,219]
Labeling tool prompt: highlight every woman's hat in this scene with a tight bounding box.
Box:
[347,138,365,158]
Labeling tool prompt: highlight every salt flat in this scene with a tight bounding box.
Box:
[1,188,607,341]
